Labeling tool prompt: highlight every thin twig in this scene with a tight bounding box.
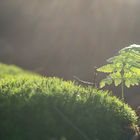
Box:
[93,66,98,88]
[73,76,94,86]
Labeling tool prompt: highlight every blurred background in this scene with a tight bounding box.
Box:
[0,0,140,107]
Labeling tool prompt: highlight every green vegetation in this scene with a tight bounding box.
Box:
[97,44,140,100]
[0,63,138,140]
[0,63,33,78]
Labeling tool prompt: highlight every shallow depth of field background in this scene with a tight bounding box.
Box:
[0,0,140,107]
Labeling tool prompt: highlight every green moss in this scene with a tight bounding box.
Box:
[0,63,138,140]
[0,63,37,78]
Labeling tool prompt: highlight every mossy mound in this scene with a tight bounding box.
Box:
[0,63,138,140]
